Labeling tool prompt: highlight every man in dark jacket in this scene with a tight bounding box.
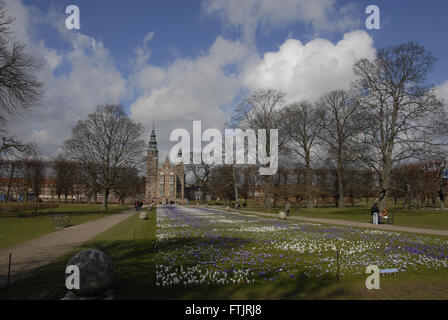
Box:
[371,203,380,224]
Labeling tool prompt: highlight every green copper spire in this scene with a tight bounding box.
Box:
[148,120,158,151]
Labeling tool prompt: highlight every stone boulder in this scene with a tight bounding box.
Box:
[278,211,287,220]
[139,211,148,220]
[66,249,115,297]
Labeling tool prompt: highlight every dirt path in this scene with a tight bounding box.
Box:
[0,209,135,282]
[206,206,448,237]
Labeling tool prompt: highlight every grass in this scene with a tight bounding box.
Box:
[0,204,129,249]
[0,207,157,300]
[2,205,448,300]
[235,204,448,231]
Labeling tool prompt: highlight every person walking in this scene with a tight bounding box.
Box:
[371,203,380,224]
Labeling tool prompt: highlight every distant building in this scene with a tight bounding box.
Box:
[145,125,187,204]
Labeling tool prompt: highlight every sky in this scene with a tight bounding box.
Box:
[4,0,448,158]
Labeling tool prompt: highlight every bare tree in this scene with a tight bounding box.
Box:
[29,158,45,202]
[52,155,77,203]
[208,164,234,205]
[232,88,288,209]
[353,42,447,211]
[284,101,323,208]
[78,161,101,204]
[114,166,141,206]
[0,1,42,156]
[186,151,213,203]
[63,105,145,210]
[318,90,362,208]
[2,159,17,200]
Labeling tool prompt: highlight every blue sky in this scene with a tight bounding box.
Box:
[24,0,448,83]
[7,0,448,157]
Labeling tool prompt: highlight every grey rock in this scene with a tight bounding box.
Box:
[104,289,114,296]
[66,249,115,297]
[139,211,148,220]
[61,291,79,300]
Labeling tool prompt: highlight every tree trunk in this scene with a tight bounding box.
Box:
[379,174,390,212]
[6,163,15,201]
[102,188,109,210]
[24,166,29,203]
[265,176,272,210]
[305,151,313,208]
[232,166,239,207]
[337,165,344,208]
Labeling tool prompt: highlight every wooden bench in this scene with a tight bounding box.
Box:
[379,213,394,224]
[52,214,71,228]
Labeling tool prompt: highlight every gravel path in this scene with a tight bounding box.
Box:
[0,209,135,282]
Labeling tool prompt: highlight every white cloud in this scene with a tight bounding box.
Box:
[143,31,155,45]
[129,37,252,157]
[202,0,361,42]
[130,31,376,158]
[5,0,127,157]
[241,30,376,102]
[2,0,376,159]
[133,31,156,69]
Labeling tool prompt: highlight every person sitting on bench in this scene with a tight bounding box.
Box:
[379,208,390,223]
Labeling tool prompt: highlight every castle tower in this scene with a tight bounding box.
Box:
[146,123,159,201]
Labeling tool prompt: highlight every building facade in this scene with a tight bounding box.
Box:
[145,126,187,204]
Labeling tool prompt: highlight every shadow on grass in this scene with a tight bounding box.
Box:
[0,237,156,300]
[147,272,345,300]
[0,231,343,300]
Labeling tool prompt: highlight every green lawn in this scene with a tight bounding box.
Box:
[0,204,128,249]
[2,206,448,300]
[236,205,448,231]
[0,207,156,300]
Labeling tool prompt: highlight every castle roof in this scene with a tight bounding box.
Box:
[148,121,158,151]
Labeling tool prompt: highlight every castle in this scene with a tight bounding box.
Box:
[145,125,187,204]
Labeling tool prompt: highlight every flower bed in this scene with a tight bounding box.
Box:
[154,206,448,288]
